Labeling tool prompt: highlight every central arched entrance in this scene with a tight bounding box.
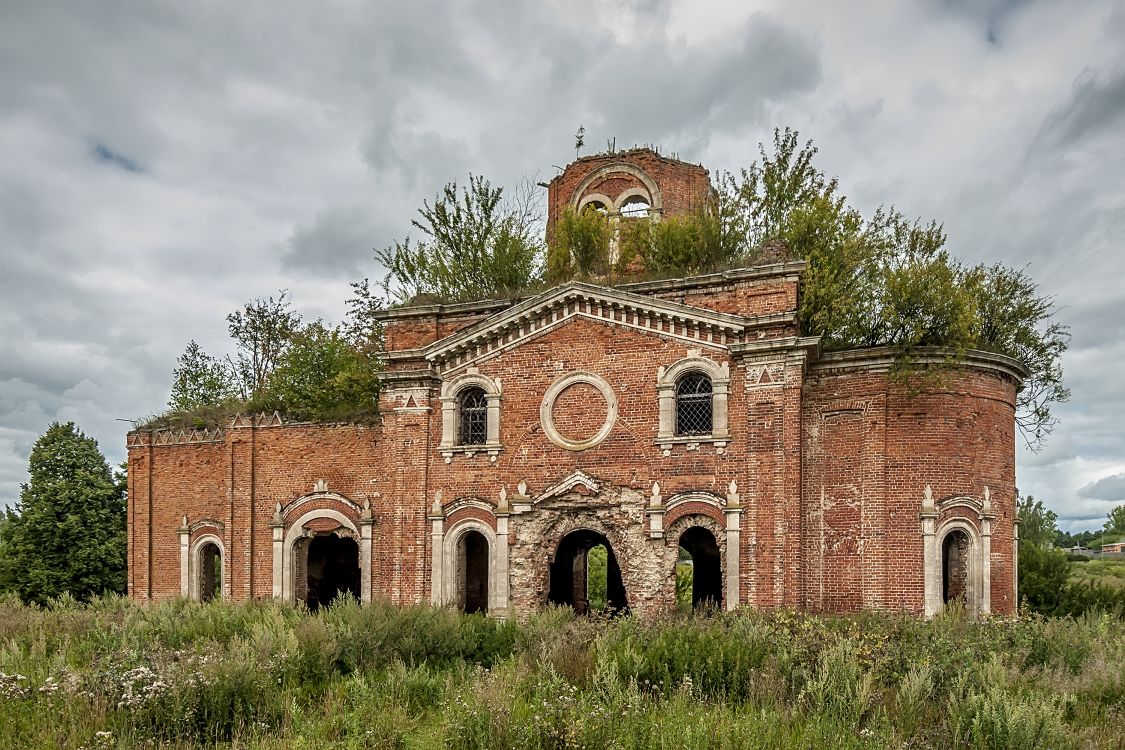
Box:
[677,526,722,610]
[549,529,628,614]
[304,534,360,610]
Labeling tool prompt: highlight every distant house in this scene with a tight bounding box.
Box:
[1101,540,1125,554]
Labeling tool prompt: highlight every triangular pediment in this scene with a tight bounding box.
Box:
[535,469,602,503]
[424,281,755,372]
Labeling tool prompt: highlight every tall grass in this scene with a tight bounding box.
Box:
[0,594,1120,749]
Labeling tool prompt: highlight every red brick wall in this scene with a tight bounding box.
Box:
[801,364,1019,615]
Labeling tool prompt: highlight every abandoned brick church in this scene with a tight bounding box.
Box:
[127,148,1026,617]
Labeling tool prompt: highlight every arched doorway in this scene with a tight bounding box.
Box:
[942,529,971,606]
[304,534,360,611]
[458,530,489,614]
[197,541,221,602]
[548,529,627,614]
[677,526,722,610]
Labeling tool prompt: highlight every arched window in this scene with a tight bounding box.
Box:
[458,387,488,446]
[675,373,713,436]
[656,357,730,449]
[619,195,651,218]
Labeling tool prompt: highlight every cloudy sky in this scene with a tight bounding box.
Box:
[1,0,1122,530]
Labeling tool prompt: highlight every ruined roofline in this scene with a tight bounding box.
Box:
[812,346,1029,386]
[369,260,807,322]
[127,413,380,444]
[546,146,707,186]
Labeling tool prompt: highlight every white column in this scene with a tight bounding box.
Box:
[713,375,730,439]
[921,485,940,616]
[429,494,445,605]
[270,503,285,600]
[360,519,373,604]
[1013,519,1020,611]
[725,481,742,611]
[178,518,190,599]
[494,513,510,616]
[980,487,994,615]
[440,398,455,446]
[486,395,501,445]
[725,510,742,610]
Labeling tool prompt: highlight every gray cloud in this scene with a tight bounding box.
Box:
[1078,474,1125,502]
[282,207,386,278]
[1033,68,1125,152]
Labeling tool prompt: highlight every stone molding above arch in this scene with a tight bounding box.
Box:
[540,371,617,452]
[656,353,731,450]
[570,162,664,215]
[663,492,727,528]
[614,187,654,212]
[576,192,614,213]
[439,370,503,461]
[281,488,362,523]
[536,469,603,504]
[187,517,224,535]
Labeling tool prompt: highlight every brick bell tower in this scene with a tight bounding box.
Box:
[545,147,713,239]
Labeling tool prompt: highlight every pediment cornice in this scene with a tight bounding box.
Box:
[421,281,788,373]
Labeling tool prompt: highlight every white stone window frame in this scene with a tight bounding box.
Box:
[540,371,618,452]
[276,508,371,605]
[440,371,503,462]
[180,532,227,601]
[656,356,730,453]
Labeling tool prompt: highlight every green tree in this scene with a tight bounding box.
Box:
[1104,504,1125,536]
[168,340,237,411]
[964,264,1071,447]
[548,206,612,282]
[227,291,302,401]
[379,175,544,303]
[261,322,381,422]
[0,423,125,604]
[1018,495,1059,548]
[1018,543,1071,615]
[720,129,1067,448]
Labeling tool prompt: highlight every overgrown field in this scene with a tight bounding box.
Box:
[0,597,1121,749]
[1070,558,1125,591]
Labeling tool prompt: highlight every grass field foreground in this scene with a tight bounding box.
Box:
[0,596,1121,749]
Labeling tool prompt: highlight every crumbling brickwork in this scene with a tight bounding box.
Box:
[545,148,712,241]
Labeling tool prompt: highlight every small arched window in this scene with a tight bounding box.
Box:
[675,374,713,436]
[619,196,651,218]
[458,387,488,446]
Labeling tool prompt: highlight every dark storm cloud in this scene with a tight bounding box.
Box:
[930,0,1039,43]
[1078,474,1125,502]
[1033,68,1125,152]
[92,143,143,173]
[282,207,387,278]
